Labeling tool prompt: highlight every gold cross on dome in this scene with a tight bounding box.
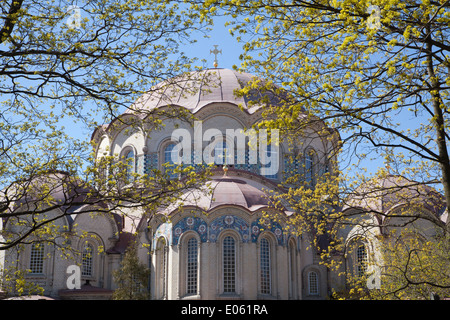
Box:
[210,45,222,68]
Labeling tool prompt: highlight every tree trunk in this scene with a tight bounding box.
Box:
[425,26,450,230]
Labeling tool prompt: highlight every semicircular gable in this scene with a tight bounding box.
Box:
[72,211,120,241]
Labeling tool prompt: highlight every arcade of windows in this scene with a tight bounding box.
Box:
[118,139,324,184]
[154,232,309,299]
[25,234,317,298]
[28,242,96,278]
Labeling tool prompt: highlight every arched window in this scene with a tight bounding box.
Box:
[29,243,44,274]
[121,147,135,182]
[288,239,298,299]
[308,271,319,296]
[125,149,135,171]
[222,236,236,293]
[164,143,178,178]
[82,243,94,277]
[260,238,271,294]
[262,144,278,179]
[346,238,369,279]
[155,237,168,299]
[186,237,198,295]
[356,244,368,277]
[305,149,316,187]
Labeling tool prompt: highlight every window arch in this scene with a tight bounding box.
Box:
[29,243,44,274]
[346,238,370,279]
[178,232,201,298]
[121,146,136,182]
[163,143,179,179]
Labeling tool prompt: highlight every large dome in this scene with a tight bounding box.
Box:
[128,68,282,114]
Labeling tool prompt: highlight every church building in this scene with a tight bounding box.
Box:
[1,68,446,300]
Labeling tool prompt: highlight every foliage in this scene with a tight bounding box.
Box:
[0,0,211,247]
[0,267,45,298]
[2,0,450,300]
[375,232,450,300]
[200,0,450,206]
[0,0,211,296]
[198,0,450,299]
[112,244,150,300]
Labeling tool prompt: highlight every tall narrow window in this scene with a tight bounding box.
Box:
[305,149,315,186]
[82,243,94,277]
[119,148,136,183]
[29,243,44,274]
[288,240,298,298]
[125,149,135,173]
[223,236,236,293]
[262,144,278,179]
[164,144,178,178]
[356,244,367,277]
[260,238,271,294]
[186,237,198,295]
[156,238,167,299]
[308,271,319,295]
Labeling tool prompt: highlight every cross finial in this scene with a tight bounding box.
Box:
[210,45,222,68]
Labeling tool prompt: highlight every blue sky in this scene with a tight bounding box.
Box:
[1,3,441,193]
[60,16,248,157]
[54,14,417,181]
[187,18,244,71]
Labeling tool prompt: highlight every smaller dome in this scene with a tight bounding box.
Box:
[162,176,270,214]
[210,177,269,210]
[344,175,446,219]
[10,171,98,210]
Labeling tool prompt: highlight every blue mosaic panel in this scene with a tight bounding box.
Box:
[191,148,205,173]
[251,219,284,245]
[153,222,172,248]
[209,215,250,243]
[154,215,285,248]
[172,216,208,245]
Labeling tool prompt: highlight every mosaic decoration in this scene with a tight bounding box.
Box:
[172,216,208,245]
[251,218,284,245]
[154,215,285,247]
[153,222,172,248]
[209,215,250,243]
